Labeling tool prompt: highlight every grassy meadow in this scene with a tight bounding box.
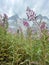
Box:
[0,26,49,65]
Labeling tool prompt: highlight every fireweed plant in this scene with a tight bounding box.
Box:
[0,7,49,65]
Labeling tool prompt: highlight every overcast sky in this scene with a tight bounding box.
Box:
[0,0,49,18]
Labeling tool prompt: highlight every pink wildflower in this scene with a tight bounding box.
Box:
[26,7,36,21]
[23,21,29,27]
[40,22,46,31]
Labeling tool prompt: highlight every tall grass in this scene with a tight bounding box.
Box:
[0,26,49,65]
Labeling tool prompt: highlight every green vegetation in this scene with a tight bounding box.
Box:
[0,26,49,65]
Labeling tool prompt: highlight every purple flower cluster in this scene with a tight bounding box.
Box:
[40,22,46,31]
[26,7,36,21]
[23,21,29,27]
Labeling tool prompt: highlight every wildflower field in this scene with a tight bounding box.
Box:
[0,7,49,65]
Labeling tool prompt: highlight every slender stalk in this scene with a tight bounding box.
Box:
[40,32,46,65]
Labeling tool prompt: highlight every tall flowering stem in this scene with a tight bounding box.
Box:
[26,7,41,38]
